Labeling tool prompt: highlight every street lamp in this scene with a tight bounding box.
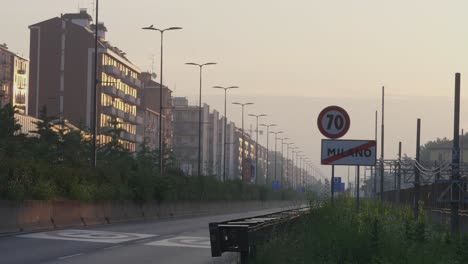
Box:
[284,142,294,187]
[292,150,301,188]
[185,62,217,176]
[260,123,276,183]
[279,137,289,187]
[248,114,267,184]
[270,131,284,183]
[232,102,254,181]
[213,85,239,181]
[91,0,100,168]
[142,25,182,177]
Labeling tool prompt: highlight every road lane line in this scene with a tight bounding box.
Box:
[135,238,153,244]
[57,253,84,260]
[104,245,123,250]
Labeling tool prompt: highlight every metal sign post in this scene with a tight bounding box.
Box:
[317,105,351,204]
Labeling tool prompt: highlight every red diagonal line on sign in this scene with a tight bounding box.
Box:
[322,141,376,164]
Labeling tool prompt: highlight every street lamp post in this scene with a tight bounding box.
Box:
[284,143,294,187]
[260,123,277,183]
[232,102,254,181]
[249,114,267,184]
[91,0,99,168]
[298,155,303,189]
[142,25,182,177]
[185,62,217,176]
[270,131,284,183]
[290,147,298,188]
[213,86,239,181]
[279,137,289,187]
[293,150,301,188]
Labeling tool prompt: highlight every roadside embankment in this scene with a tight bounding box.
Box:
[0,199,304,235]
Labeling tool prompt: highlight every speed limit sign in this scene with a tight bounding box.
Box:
[317,106,350,139]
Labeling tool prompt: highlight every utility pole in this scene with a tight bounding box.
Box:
[380,86,385,201]
[414,118,421,219]
[373,110,378,198]
[451,72,461,234]
[397,141,402,203]
[356,166,360,212]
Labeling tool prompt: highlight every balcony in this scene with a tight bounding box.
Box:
[119,71,127,79]
[120,131,136,142]
[134,78,142,88]
[125,112,137,123]
[124,94,137,104]
[103,65,121,78]
[15,95,26,104]
[102,84,117,95]
[102,105,117,116]
[116,89,125,99]
[116,109,125,119]
[123,74,134,86]
[17,69,26,75]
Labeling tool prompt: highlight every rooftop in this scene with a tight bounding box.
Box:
[62,9,92,21]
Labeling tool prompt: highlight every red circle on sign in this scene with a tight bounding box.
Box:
[317,106,350,139]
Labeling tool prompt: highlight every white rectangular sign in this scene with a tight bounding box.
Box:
[321,139,377,166]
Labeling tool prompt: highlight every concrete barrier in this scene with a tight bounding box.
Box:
[0,201,19,233]
[0,199,303,235]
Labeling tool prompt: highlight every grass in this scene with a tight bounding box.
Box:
[253,195,468,264]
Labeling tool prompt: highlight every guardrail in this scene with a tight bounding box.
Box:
[209,206,309,264]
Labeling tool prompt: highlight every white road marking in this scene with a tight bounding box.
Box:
[57,253,84,260]
[146,236,211,249]
[104,245,123,250]
[18,229,157,244]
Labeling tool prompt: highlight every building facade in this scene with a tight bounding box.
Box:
[172,97,210,175]
[0,43,29,114]
[139,72,173,151]
[28,9,143,152]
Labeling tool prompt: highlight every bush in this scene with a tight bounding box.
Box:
[253,196,466,264]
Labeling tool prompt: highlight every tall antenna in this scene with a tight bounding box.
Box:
[90,0,95,20]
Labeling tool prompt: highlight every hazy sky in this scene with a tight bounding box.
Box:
[2,0,468,179]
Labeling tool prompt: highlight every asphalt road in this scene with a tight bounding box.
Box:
[0,207,292,264]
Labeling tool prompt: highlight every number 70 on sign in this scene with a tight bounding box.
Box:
[317,106,350,139]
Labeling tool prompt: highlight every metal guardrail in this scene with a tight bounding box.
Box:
[209,207,309,264]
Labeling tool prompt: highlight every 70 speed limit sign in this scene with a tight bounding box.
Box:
[317,106,350,139]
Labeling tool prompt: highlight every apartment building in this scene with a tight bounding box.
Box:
[0,43,29,114]
[172,97,210,175]
[207,110,221,176]
[139,72,173,151]
[225,121,238,180]
[28,9,143,152]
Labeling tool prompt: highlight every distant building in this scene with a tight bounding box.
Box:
[28,9,143,152]
[0,43,29,114]
[172,97,210,175]
[139,72,173,151]
[426,146,468,164]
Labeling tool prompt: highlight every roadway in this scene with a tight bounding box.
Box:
[0,207,291,264]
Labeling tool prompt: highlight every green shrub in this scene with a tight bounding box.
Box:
[254,196,462,264]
